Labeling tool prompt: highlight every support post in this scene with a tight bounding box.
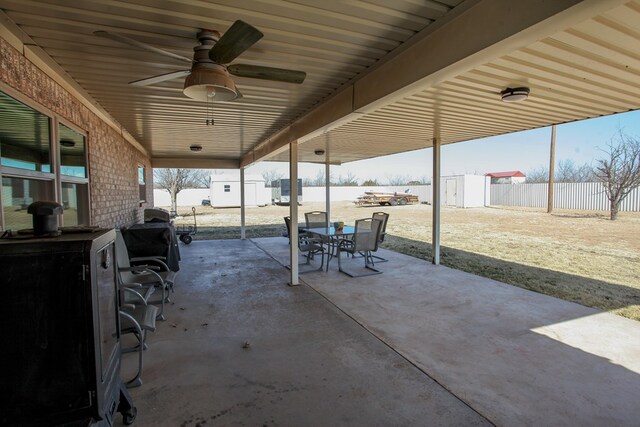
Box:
[325,135,331,226]
[240,168,246,240]
[432,137,441,265]
[547,125,556,214]
[289,141,300,286]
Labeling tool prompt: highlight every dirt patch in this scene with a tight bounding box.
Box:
[172,202,640,320]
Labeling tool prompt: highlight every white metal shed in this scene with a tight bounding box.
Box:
[441,175,490,208]
[210,173,269,208]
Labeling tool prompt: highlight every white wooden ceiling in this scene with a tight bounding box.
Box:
[1,1,639,167]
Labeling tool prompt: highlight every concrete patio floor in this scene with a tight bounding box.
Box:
[122,237,640,426]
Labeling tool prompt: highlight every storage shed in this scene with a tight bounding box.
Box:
[441,175,490,208]
[210,173,269,208]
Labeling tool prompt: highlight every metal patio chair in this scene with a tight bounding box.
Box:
[337,218,383,277]
[370,212,389,262]
[304,211,327,229]
[284,216,326,273]
[115,229,175,321]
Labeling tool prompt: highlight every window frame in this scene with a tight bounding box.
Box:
[138,165,146,203]
[56,118,90,226]
[0,84,92,229]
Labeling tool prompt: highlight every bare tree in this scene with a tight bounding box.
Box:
[385,174,410,186]
[362,178,379,186]
[335,171,359,186]
[309,169,334,186]
[154,168,209,212]
[527,161,595,183]
[594,133,640,220]
[526,166,549,183]
[556,159,595,183]
[261,169,284,187]
[192,170,212,188]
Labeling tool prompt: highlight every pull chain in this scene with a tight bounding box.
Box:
[206,86,215,126]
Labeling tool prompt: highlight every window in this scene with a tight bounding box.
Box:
[0,92,51,173]
[59,123,89,226]
[59,124,87,178]
[0,90,91,230]
[2,176,54,229]
[138,166,146,202]
[224,184,230,193]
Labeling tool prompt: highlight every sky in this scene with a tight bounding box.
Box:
[243,109,640,183]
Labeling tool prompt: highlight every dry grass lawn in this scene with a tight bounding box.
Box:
[171,202,640,321]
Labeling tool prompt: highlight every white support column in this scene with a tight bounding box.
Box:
[240,167,246,240]
[432,137,441,265]
[289,141,300,286]
[325,135,331,226]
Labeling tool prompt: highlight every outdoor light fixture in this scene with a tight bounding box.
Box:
[314,149,325,156]
[183,64,238,102]
[500,87,530,102]
[190,144,203,152]
[60,139,76,148]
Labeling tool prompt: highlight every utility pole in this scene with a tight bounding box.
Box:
[547,125,556,213]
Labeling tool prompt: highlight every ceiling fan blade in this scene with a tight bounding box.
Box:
[228,64,306,84]
[129,70,191,86]
[208,20,263,64]
[94,30,193,63]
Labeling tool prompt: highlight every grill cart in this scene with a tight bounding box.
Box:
[176,206,197,244]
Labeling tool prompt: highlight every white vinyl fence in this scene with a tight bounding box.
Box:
[491,182,640,211]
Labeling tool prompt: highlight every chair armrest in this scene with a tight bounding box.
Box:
[131,256,167,261]
[120,282,142,289]
[119,266,149,273]
[122,287,147,305]
[131,256,170,271]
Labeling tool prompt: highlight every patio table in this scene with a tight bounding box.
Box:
[304,226,355,271]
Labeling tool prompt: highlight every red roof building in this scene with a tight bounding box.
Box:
[485,171,526,184]
[485,171,526,178]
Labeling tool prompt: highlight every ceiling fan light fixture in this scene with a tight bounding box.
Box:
[190,144,203,152]
[183,64,237,102]
[500,87,530,103]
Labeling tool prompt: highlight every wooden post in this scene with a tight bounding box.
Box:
[547,125,556,213]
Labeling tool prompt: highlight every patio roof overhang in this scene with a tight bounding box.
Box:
[1,0,638,168]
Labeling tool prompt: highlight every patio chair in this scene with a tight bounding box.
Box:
[305,211,327,229]
[284,216,326,273]
[115,229,175,321]
[370,212,389,262]
[119,287,158,388]
[337,218,383,277]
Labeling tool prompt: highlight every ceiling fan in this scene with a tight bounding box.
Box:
[94,20,306,102]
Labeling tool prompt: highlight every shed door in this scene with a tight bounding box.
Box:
[446,179,457,206]
[244,183,257,206]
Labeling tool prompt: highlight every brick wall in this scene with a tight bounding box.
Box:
[0,36,152,228]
